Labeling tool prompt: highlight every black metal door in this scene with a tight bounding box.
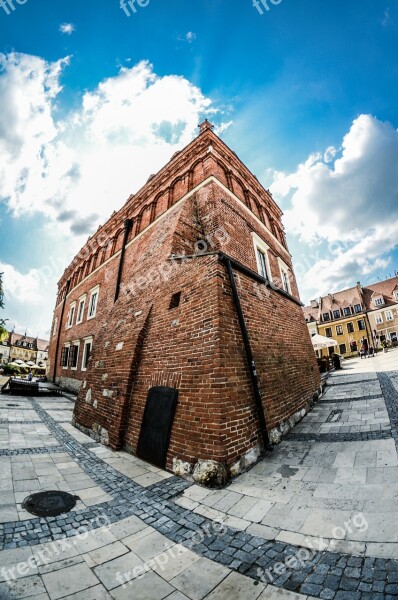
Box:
[136,386,179,468]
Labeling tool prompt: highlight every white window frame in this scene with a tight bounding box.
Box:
[385,310,393,322]
[374,296,384,306]
[375,314,383,325]
[76,295,86,325]
[87,286,100,320]
[70,340,80,371]
[277,257,292,294]
[52,317,58,338]
[62,343,71,369]
[394,291,398,302]
[252,233,272,282]
[66,302,76,329]
[81,337,93,372]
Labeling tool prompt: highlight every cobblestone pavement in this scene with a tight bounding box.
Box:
[0,350,397,599]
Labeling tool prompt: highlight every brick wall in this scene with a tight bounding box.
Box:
[49,124,320,479]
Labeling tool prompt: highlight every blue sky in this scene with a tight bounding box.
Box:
[1,0,398,337]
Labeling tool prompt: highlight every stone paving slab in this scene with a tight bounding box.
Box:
[0,351,398,599]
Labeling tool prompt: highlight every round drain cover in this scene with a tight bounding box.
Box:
[22,491,79,517]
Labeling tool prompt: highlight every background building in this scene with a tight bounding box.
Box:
[304,275,398,357]
[49,121,321,481]
[363,277,398,348]
[0,331,49,367]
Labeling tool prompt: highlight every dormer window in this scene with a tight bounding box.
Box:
[394,291,398,302]
[374,296,384,306]
[333,310,340,319]
[354,304,362,313]
[343,307,351,316]
[322,313,330,322]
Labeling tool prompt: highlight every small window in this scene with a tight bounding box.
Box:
[333,310,340,319]
[354,304,362,313]
[343,307,351,316]
[325,327,333,337]
[350,340,358,352]
[374,297,384,306]
[347,322,354,333]
[82,340,92,371]
[169,292,181,309]
[391,332,397,343]
[394,292,398,302]
[76,296,86,324]
[67,304,76,328]
[358,319,366,331]
[88,287,99,319]
[60,346,70,368]
[375,314,383,325]
[257,249,269,280]
[385,310,393,322]
[323,313,330,322]
[339,344,347,355]
[69,343,80,369]
[336,325,343,335]
[281,269,290,294]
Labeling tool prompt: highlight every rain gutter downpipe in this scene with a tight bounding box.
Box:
[114,218,133,303]
[52,278,71,383]
[220,254,273,452]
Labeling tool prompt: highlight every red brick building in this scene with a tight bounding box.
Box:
[48,121,320,483]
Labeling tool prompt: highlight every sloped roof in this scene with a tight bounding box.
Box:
[362,276,398,311]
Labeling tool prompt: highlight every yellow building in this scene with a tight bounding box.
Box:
[304,283,372,358]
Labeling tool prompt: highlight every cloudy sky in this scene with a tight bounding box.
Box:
[0,0,397,337]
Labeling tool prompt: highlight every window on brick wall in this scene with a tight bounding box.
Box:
[88,286,99,320]
[385,310,393,322]
[67,303,76,328]
[169,292,181,309]
[81,339,92,371]
[69,342,80,370]
[277,257,291,294]
[60,345,70,368]
[76,296,86,324]
[252,233,272,283]
[375,314,383,325]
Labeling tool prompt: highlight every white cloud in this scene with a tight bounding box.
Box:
[0,52,219,335]
[0,53,215,238]
[185,32,196,43]
[0,261,55,337]
[269,115,398,301]
[59,23,75,35]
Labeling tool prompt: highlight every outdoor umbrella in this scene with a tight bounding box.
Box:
[26,361,36,367]
[311,334,338,351]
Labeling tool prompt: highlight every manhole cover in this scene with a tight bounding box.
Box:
[22,491,79,517]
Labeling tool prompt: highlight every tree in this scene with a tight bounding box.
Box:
[0,273,8,342]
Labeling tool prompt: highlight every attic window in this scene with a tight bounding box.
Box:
[169,292,181,310]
